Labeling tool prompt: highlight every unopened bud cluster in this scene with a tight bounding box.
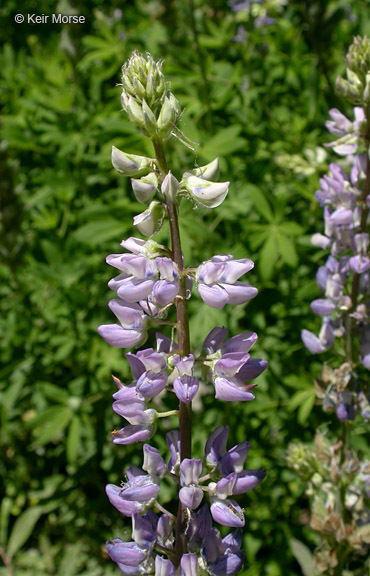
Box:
[120,51,181,141]
[336,36,370,105]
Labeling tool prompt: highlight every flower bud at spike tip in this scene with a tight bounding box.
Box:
[120,51,181,141]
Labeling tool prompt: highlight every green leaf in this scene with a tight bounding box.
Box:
[58,542,84,576]
[66,416,81,465]
[277,232,298,267]
[199,126,245,159]
[246,185,274,222]
[290,539,316,576]
[37,382,69,404]
[259,233,279,280]
[74,219,128,245]
[7,506,43,558]
[32,406,72,446]
[0,497,12,547]
[298,389,316,425]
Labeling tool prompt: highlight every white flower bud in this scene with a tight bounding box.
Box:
[126,96,145,127]
[157,96,176,140]
[133,201,165,236]
[131,172,158,204]
[182,174,229,208]
[186,158,219,181]
[111,146,154,177]
[161,171,179,201]
[142,98,157,136]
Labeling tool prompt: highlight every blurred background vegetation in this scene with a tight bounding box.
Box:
[0,0,369,574]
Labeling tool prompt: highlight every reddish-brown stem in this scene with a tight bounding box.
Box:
[153,139,192,568]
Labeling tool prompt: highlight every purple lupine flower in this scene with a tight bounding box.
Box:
[98,299,148,348]
[106,445,164,517]
[106,539,149,575]
[106,242,180,311]
[173,354,199,404]
[106,476,159,517]
[180,553,198,576]
[209,494,245,528]
[156,514,174,549]
[202,528,244,576]
[301,318,335,354]
[196,255,257,309]
[187,505,213,552]
[155,556,175,576]
[132,512,157,547]
[201,328,267,401]
[179,459,204,509]
[111,389,158,444]
[325,107,365,155]
[154,257,180,306]
[360,326,370,370]
[336,403,356,421]
[204,426,230,470]
[142,444,166,479]
[166,430,181,475]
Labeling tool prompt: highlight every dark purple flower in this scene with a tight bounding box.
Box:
[187,505,213,552]
[202,528,244,576]
[336,403,356,421]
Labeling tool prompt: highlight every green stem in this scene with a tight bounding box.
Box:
[152,139,192,567]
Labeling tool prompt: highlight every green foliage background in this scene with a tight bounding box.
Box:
[0,1,369,574]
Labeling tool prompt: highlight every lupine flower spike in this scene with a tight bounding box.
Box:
[99,51,267,575]
[292,37,370,575]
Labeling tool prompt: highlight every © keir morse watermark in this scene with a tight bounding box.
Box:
[15,13,86,24]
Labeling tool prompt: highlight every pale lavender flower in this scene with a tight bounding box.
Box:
[155,556,175,576]
[179,459,204,509]
[325,107,365,155]
[301,319,335,354]
[173,354,199,404]
[98,299,148,348]
[180,553,198,576]
[196,255,257,309]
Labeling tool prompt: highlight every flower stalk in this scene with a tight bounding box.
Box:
[98,51,267,576]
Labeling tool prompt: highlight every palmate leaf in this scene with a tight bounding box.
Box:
[199,126,246,159]
[7,506,44,558]
[246,184,274,222]
[73,219,129,245]
[259,233,279,280]
[66,416,81,465]
[30,406,72,446]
